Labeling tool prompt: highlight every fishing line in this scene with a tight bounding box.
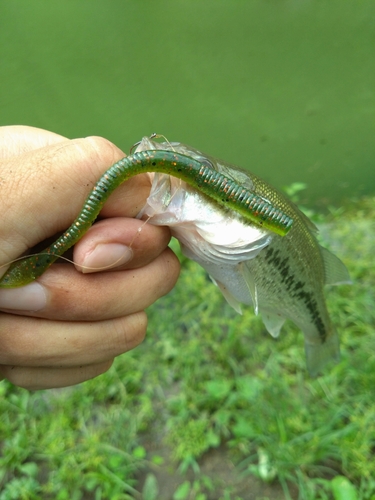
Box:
[0,251,129,275]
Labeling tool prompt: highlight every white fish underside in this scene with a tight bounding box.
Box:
[135,137,351,376]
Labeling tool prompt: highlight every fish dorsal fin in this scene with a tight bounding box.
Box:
[239,262,259,315]
[320,245,352,285]
[261,311,286,338]
[210,276,243,314]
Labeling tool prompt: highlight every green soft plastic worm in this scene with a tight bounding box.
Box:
[0,150,293,288]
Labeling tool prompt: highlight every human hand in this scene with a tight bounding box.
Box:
[0,126,180,390]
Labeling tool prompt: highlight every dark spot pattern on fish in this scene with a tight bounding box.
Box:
[264,246,326,342]
[293,288,326,342]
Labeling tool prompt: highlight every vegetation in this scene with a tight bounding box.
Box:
[0,196,374,500]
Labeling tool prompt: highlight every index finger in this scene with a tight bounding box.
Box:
[0,135,149,265]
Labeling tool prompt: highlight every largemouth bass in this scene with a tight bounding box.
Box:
[135,137,351,376]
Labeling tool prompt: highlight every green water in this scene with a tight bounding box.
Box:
[1,0,374,206]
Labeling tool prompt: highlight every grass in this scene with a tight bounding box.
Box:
[0,196,374,500]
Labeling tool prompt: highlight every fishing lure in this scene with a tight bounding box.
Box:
[0,149,293,288]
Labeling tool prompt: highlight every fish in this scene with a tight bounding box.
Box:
[135,136,351,376]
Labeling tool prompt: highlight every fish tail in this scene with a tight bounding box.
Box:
[304,329,340,377]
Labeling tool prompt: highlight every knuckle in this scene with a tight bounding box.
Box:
[119,312,147,348]
[83,136,124,165]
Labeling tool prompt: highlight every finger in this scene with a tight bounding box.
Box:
[73,217,171,273]
[0,136,124,252]
[0,247,179,321]
[0,136,149,263]
[0,360,114,390]
[0,126,67,158]
[0,311,147,367]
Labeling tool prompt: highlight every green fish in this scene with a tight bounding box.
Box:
[135,137,351,376]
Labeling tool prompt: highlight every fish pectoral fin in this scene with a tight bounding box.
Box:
[304,329,340,377]
[239,262,258,315]
[210,276,243,314]
[320,245,352,285]
[261,311,286,338]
